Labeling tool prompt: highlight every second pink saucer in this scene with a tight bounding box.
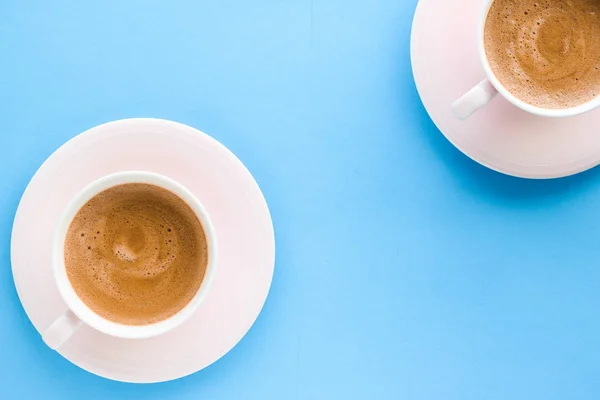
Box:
[411,0,600,179]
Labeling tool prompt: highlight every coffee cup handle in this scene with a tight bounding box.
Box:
[42,310,83,350]
[451,78,498,120]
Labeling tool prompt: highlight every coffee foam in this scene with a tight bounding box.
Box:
[484,0,600,109]
[64,183,208,325]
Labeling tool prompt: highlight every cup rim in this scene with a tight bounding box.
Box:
[52,171,218,339]
[478,0,600,118]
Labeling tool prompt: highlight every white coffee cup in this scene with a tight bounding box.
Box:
[452,0,600,120]
[42,171,218,350]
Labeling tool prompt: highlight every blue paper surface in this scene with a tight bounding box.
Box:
[1,1,599,399]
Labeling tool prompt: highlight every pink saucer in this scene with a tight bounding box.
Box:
[411,0,600,178]
[11,119,275,383]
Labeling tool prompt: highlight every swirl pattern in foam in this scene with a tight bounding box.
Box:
[484,0,600,109]
[65,183,208,325]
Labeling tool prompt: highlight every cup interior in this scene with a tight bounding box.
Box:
[478,0,600,118]
[52,171,217,339]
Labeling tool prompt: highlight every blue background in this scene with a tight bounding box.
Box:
[1,1,599,399]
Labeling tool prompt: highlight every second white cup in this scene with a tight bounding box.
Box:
[451,0,600,120]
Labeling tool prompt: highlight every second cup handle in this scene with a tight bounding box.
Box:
[42,310,83,350]
[452,78,498,120]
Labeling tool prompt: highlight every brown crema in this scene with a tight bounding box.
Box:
[65,183,208,325]
[484,0,600,109]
